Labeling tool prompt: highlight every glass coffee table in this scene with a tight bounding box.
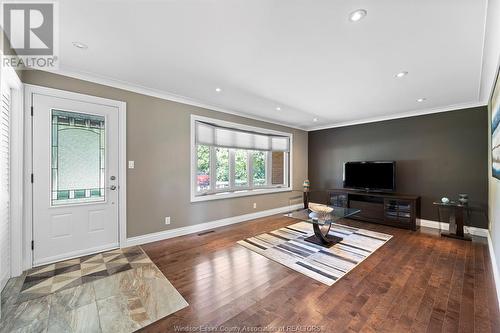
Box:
[285,205,361,247]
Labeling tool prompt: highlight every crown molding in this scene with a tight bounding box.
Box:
[477,0,489,102]
[40,69,487,133]
[39,68,308,131]
[307,100,487,131]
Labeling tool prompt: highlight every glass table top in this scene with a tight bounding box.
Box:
[285,203,360,225]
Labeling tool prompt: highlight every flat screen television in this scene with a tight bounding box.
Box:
[343,161,396,192]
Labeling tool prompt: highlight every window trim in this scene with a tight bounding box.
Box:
[190,115,293,203]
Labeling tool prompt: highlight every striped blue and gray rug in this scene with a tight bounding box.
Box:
[237,221,392,286]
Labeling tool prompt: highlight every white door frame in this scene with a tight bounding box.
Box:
[0,54,24,280]
[23,84,127,270]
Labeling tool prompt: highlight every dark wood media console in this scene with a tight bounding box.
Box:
[327,189,420,230]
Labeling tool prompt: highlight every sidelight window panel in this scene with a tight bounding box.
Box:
[216,147,230,189]
[234,150,248,187]
[252,151,267,186]
[196,145,211,192]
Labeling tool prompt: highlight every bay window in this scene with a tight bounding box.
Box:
[191,115,292,201]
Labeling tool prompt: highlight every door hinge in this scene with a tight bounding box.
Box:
[31,240,34,250]
[31,173,34,183]
[31,106,33,116]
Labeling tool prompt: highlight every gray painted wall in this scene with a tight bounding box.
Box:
[22,71,308,237]
[308,107,489,228]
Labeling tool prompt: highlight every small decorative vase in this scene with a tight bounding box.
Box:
[458,194,468,206]
[303,179,310,209]
[303,179,310,192]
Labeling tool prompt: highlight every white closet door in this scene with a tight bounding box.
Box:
[0,85,11,290]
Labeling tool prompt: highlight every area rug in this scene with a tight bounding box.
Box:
[0,246,188,333]
[237,221,392,286]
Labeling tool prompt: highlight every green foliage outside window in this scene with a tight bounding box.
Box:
[235,150,248,186]
[197,146,268,190]
[197,145,210,172]
[216,148,229,188]
[196,145,210,190]
[252,151,266,186]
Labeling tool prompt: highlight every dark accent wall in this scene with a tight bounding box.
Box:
[308,106,489,228]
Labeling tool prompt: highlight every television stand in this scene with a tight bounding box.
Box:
[327,189,420,230]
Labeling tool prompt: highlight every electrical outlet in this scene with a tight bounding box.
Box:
[253,203,257,209]
[165,216,170,225]
[128,160,135,169]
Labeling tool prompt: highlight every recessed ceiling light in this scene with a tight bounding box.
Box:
[215,87,222,93]
[395,71,408,78]
[349,9,367,22]
[276,106,281,111]
[313,118,318,122]
[416,98,426,102]
[72,41,88,49]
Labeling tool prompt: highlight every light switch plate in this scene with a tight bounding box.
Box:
[128,160,135,169]
[165,217,171,225]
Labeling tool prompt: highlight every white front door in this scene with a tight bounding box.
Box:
[32,92,120,266]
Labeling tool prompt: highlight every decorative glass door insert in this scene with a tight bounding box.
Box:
[51,109,105,205]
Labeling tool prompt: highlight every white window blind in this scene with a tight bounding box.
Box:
[195,121,290,152]
[0,86,11,289]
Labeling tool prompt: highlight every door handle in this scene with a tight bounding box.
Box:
[108,185,117,190]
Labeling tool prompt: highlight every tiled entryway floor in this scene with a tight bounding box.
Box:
[0,246,188,333]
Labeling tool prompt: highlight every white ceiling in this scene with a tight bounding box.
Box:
[53,0,488,130]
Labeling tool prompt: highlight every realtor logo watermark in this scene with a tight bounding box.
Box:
[1,1,59,69]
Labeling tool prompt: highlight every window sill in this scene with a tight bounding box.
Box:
[190,187,292,203]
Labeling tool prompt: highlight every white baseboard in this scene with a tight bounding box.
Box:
[487,232,500,309]
[418,218,489,237]
[125,204,303,247]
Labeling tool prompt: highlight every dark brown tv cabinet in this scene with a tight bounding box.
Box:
[327,189,420,231]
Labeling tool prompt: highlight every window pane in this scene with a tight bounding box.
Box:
[272,152,285,185]
[216,148,229,189]
[235,150,248,187]
[197,145,210,192]
[51,109,105,206]
[252,151,267,186]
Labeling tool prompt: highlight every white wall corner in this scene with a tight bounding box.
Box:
[479,0,500,102]
[125,204,303,247]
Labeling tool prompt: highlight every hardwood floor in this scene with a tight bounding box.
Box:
[140,215,500,333]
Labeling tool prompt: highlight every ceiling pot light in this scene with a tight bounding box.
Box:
[72,41,88,49]
[313,118,318,122]
[349,9,367,22]
[276,106,281,111]
[416,98,426,102]
[395,71,408,78]
[215,87,222,92]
